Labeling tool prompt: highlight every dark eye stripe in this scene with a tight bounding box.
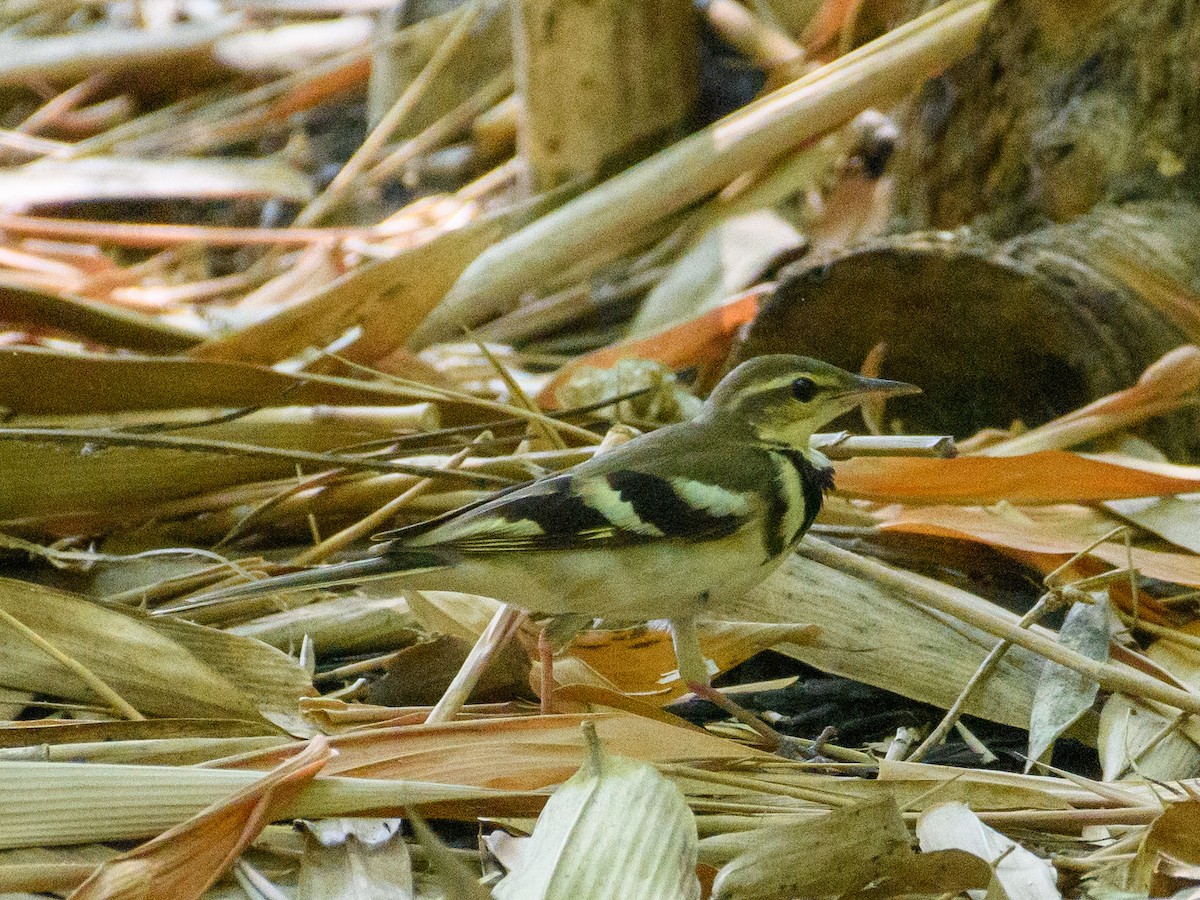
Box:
[605,470,742,539]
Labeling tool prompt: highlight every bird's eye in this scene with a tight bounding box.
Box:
[790,377,817,402]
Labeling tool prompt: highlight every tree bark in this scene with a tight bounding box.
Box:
[511,0,699,191]
[890,0,1200,236]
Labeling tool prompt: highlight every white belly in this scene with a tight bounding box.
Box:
[396,523,784,620]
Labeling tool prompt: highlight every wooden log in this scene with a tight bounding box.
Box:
[890,0,1200,236]
[734,200,1200,459]
[511,0,700,190]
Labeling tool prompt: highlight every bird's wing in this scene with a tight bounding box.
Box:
[386,461,762,555]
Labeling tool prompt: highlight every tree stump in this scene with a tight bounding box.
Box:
[735,0,1200,459]
[734,201,1200,458]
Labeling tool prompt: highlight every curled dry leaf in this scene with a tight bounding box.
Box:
[1106,493,1200,555]
[492,722,700,900]
[1129,800,1200,896]
[68,736,333,900]
[297,818,414,900]
[1097,626,1200,781]
[916,801,1060,900]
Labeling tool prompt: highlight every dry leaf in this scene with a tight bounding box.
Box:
[1106,493,1200,555]
[916,802,1060,900]
[1129,800,1200,896]
[218,711,769,789]
[630,211,801,335]
[0,757,513,849]
[0,579,312,731]
[850,849,994,900]
[880,504,1200,587]
[980,346,1200,457]
[1097,627,1200,781]
[836,451,1200,505]
[709,796,912,899]
[726,549,1046,730]
[492,722,700,900]
[297,818,414,900]
[564,621,819,703]
[1027,591,1112,770]
[536,287,765,409]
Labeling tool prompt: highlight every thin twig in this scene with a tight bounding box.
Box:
[293,1,483,225]
[425,604,526,725]
[0,427,511,484]
[801,538,1200,717]
[291,442,475,565]
[0,607,144,721]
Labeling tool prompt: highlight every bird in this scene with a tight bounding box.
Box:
[169,355,918,685]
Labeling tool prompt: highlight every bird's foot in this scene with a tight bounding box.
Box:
[686,681,838,762]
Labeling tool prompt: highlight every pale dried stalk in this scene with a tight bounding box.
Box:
[294,1,482,225]
[367,66,515,184]
[291,443,473,564]
[0,18,238,84]
[704,0,806,84]
[907,527,1131,761]
[413,0,994,344]
[0,761,510,849]
[0,427,504,483]
[425,604,526,725]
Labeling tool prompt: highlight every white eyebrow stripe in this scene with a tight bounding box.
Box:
[730,375,809,404]
[575,477,664,536]
[669,478,751,517]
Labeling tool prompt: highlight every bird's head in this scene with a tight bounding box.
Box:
[702,354,921,445]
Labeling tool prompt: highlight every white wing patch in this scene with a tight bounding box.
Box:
[575,477,665,536]
[669,478,751,518]
[427,516,545,543]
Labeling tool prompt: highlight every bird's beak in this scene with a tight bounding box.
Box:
[838,373,922,401]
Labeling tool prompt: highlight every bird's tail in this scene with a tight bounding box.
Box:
[153,551,445,616]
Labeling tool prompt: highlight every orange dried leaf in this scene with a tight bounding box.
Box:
[69,736,332,900]
[564,622,818,703]
[835,451,1200,505]
[537,286,767,409]
[219,712,767,790]
[880,505,1200,587]
[979,345,1200,456]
